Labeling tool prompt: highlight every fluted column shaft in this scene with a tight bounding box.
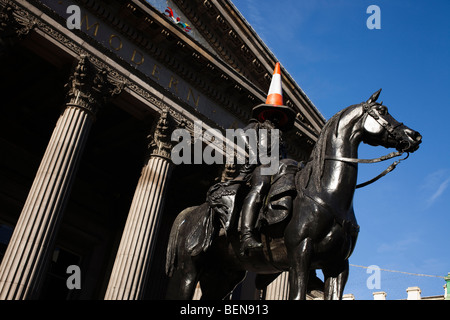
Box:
[0,106,93,299]
[105,111,174,300]
[265,272,290,300]
[0,56,118,299]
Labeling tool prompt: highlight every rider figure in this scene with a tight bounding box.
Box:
[237,118,280,254]
[236,62,297,255]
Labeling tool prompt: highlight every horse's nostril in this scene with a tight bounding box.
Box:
[406,129,422,143]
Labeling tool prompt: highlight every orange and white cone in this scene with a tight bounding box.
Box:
[265,62,283,106]
[252,62,296,131]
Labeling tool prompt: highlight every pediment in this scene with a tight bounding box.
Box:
[144,0,219,57]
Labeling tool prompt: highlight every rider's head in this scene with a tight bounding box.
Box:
[252,106,296,131]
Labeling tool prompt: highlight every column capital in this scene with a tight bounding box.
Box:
[148,109,175,160]
[0,1,36,41]
[65,55,124,116]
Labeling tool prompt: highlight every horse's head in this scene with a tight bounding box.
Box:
[361,89,422,153]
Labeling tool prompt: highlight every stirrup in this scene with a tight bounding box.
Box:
[240,234,262,255]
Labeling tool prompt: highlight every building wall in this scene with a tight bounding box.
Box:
[0,0,323,300]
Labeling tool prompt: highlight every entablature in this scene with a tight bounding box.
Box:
[2,0,320,160]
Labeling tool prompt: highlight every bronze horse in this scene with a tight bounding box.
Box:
[165,90,421,300]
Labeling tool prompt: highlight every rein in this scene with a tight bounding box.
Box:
[325,151,410,188]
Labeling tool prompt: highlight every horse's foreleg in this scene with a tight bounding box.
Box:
[288,237,313,300]
[323,260,349,300]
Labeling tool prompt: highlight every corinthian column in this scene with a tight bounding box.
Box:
[0,56,120,300]
[105,110,175,300]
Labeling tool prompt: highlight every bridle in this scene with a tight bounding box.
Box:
[325,102,410,189]
[363,102,408,144]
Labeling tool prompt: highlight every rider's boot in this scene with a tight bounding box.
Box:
[239,192,263,255]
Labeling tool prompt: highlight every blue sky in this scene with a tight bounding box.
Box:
[232,0,450,299]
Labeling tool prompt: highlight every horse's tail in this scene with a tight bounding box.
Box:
[165,206,197,277]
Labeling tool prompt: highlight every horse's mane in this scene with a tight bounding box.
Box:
[308,105,356,188]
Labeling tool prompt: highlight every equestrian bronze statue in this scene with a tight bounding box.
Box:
[165,88,421,300]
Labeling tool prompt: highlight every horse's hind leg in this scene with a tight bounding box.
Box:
[166,257,199,300]
[199,269,246,300]
[287,237,313,300]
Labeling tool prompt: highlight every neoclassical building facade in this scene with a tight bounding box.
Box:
[0,0,325,299]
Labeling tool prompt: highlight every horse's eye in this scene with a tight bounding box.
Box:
[377,105,388,115]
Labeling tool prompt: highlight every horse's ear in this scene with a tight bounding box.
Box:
[367,89,382,104]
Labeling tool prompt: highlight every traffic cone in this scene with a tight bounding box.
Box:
[252,62,296,131]
[265,62,284,106]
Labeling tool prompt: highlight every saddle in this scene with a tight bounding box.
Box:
[258,158,299,226]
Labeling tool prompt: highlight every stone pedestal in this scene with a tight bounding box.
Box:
[105,111,174,300]
[0,56,118,299]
